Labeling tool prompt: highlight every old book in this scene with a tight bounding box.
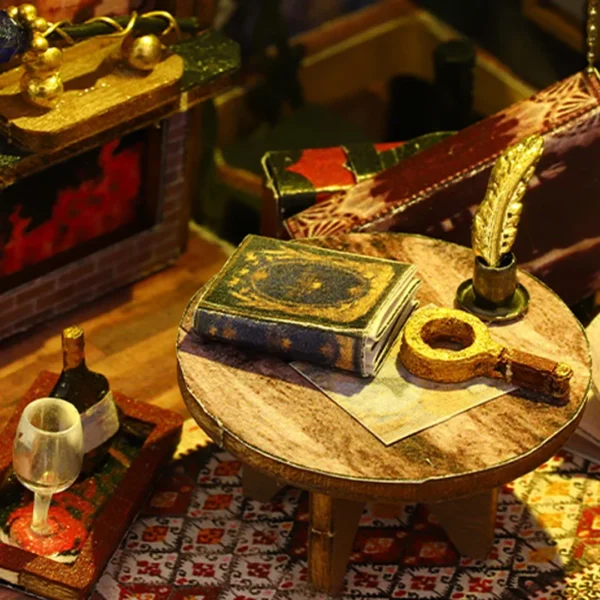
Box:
[193,235,419,376]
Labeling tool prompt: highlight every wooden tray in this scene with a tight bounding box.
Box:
[0,37,183,154]
[0,371,183,600]
[0,28,240,154]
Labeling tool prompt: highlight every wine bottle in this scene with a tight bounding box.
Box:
[50,326,120,475]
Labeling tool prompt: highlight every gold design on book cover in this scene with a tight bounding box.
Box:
[334,334,356,371]
[222,326,237,340]
[216,242,398,325]
[320,343,335,359]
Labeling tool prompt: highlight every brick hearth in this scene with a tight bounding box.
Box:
[0,112,189,341]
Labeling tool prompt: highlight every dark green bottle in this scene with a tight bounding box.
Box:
[50,326,120,475]
[432,39,476,132]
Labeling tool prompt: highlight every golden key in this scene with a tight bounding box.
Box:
[399,306,573,400]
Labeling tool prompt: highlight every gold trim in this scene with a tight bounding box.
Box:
[588,0,598,74]
[42,20,74,44]
[84,12,138,38]
[199,237,401,327]
[143,11,182,40]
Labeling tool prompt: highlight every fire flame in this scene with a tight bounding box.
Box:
[1,139,143,276]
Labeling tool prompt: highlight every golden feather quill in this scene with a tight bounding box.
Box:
[472,134,544,267]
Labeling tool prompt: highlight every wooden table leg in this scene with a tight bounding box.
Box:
[426,488,498,559]
[308,492,364,595]
[242,465,284,502]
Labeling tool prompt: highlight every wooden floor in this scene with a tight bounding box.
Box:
[0,227,231,432]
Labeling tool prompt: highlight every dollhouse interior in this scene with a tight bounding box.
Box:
[1,1,600,599]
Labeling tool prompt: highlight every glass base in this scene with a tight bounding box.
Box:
[2,504,85,560]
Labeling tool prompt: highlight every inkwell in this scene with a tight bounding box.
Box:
[455,134,544,322]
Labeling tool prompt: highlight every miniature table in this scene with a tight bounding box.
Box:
[177,233,591,595]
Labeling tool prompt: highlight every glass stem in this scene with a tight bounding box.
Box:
[31,493,52,535]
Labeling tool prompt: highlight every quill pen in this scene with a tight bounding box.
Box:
[472,134,544,267]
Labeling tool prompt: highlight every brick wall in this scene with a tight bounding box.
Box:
[0,112,189,341]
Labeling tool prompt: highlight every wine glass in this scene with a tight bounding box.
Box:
[13,398,83,536]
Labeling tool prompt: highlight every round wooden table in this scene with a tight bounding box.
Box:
[177,233,591,595]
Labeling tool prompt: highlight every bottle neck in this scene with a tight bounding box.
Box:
[63,350,86,371]
[61,326,87,371]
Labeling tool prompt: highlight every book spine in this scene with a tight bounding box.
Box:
[194,308,367,376]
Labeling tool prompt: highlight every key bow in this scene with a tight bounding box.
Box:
[400,306,573,401]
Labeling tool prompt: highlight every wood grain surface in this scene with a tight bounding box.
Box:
[428,488,498,558]
[178,233,591,503]
[0,38,183,153]
[0,228,230,437]
[308,493,363,595]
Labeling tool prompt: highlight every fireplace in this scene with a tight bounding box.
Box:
[0,128,157,287]
[0,112,189,341]
[0,15,239,341]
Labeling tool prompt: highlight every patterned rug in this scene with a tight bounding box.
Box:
[1,420,600,600]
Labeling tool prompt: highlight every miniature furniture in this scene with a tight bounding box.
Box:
[0,372,183,600]
[280,69,600,308]
[0,29,239,342]
[208,0,535,240]
[177,233,590,595]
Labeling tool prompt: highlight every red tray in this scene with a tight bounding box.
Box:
[0,372,183,600]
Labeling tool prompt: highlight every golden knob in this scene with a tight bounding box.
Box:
[23,47,63,74]
[32,17,48,33]
[29,35,49,54]
[22,73,64,108]
[18,3,37,24]
[122,34,163,71]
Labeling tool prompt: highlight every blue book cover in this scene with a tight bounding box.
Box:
[194,235,418,376]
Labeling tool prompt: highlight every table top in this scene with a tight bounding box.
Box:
[587,313,600,390]
[177,233,591,503]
